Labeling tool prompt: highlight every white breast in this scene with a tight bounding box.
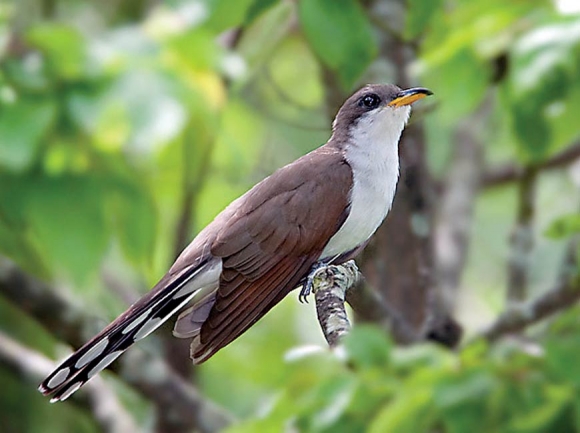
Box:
[321,106,410,259]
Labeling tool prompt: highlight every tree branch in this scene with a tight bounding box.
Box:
[480,241,580,341]
[311,251,580,350]
[507,166,538,305]
[313,261,360,347]
[312,261,460,349]
[482,140,580,188]
[0,331,139,433]
[0,256,234,433]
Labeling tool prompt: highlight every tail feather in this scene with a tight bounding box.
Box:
[39,258,221,402]
[172,291,216,339]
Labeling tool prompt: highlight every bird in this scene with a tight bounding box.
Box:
[39,83,432,402]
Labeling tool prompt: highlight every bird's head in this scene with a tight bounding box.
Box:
[332,84,432,142]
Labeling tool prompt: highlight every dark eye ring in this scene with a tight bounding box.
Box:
[360,94,381,109]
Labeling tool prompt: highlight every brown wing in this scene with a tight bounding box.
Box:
[190,147,352,362]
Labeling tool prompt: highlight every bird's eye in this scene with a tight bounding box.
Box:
[360,94,381,109]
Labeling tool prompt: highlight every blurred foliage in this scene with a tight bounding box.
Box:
[225,312,580,433]
[1,0,580,432]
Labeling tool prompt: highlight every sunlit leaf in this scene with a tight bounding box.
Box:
[68,71,187,155]
[167,28,220,71]
[507,18,580,162]
[546,84,580,153]
[245,0,278,23]
[544,213,580,239]
[267,36,324,109]
[26,24,90,80]
[237,1,293,76]
[299,0,377,89]
[204,0,258,32]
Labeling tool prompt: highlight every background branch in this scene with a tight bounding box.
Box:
[507,165,538,305]
[480,240,580,341]
[482,140,580,188]
[0,256,234,433]
[0,331,138,433]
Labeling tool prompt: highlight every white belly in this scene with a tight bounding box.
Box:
[321,160,398,258]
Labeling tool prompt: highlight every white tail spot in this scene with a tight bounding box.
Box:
[121,310,150,335]
[87,351,123,379]
[75,338,109,368]
[57,382,83,402]
[134,317,163,341]
[47,367,70,389]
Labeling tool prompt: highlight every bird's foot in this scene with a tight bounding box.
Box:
[299,262,328,303]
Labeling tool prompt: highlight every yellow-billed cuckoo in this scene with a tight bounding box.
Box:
[39,84,431,402]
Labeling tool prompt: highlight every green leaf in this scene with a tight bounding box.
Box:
[26,24,89,80]
[405,0,443,40]
[507,385,574,432]
[509,20,580,101]
[237,2,293,74]
[68,71,187,154]
[308,376,357,430]
[0,217,49,279]
[267,36,324,109]
[369,388,433,433]
[510,99,551,161]
[507,18,580,162]
[26,175,108,283]
[168,28,221,71]
[106,179,157,267]
[545,213,580,239]
[298,0,377,89]
[2,58,51,92]
[204,0,261,33]
[434,369,496,410]
[546,83,580,153]
[245,0,278,24]
[343,325,391,370]
[420,47,489,123]
[545,337,580,386]
[0,97,57,171]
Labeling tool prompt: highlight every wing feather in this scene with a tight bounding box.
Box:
[182,148,353,362]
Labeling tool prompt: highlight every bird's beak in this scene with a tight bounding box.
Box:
[387,87,433,107]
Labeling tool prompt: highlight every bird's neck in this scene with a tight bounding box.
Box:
[342,107,410,201]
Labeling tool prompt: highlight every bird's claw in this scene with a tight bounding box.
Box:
[298,281,313,303]
[298,261,327,303]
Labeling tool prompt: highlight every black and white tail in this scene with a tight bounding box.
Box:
[39,259,220,402]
